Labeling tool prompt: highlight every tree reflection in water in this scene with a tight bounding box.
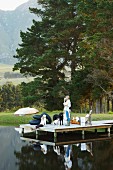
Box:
[0,127,113,170]
[14,138,113,170]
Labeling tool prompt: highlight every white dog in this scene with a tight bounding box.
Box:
[40,114,46,125]
[52,118,60,125]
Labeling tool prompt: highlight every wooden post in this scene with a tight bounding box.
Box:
[95,129,97,134]
[108,127,110,137]
[54,132,57,142]
[36,130,39,139]
[82,130,85,139]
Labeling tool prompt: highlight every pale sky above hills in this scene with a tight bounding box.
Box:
[0,0,29,11]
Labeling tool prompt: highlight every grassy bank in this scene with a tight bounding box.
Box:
[0,111,113,126]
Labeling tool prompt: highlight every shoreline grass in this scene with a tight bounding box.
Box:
[0,111,113,126]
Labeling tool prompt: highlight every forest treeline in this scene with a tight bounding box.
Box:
[1,0,113,113]
[0,81,113,113]
[0,82,23,111]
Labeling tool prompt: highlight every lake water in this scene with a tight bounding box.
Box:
[0,126,113,170]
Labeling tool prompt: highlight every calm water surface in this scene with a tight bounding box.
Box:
[0,126,113,170]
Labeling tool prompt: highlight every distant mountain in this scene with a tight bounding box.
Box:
[0,0,40,65]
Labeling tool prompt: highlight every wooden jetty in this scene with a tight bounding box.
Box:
[36,123,111,142]
[19,120,112,142]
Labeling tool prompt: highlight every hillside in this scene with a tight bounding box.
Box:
[0,0,40,65]
[0,64,13,77]
[0,64,34,85]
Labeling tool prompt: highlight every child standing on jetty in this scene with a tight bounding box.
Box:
[63,95,71,126]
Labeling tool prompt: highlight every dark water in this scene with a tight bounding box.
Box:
[0,126,113,170]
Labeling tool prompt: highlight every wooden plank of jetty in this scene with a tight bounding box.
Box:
[37,123,111,133]
[19,121,112,142]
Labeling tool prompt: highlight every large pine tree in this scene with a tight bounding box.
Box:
[13,0,113,111]
[13,0,83,110]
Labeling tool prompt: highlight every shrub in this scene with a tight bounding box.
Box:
[108,111,113,114]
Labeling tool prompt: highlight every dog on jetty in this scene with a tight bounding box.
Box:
[59,112,63,125]
[40,114,46,125]
[52,112,63,125]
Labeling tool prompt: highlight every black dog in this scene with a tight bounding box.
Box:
[59,112,63,125]
[53,114,59,121]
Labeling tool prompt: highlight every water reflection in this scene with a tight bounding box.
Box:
[0,126,113,170]
[64,145,72,169]
[0,126,29,170]
[19,137,112,170]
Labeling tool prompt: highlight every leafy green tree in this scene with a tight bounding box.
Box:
[13,0,84,110]
[77,0,113,94]
[0,82,23,111]
[13,0,113,112]
[73,0,113,112]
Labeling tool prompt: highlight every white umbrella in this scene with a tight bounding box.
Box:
[14,107,39,116]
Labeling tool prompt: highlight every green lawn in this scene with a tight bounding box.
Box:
[0,112,33,126]
[0,111,113,126]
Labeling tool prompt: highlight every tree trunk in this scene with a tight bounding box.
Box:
[103,96,107,113]
[111,100,113,112]
[100,97,103,113]
[107,98,110,112]
[96,99,100,113]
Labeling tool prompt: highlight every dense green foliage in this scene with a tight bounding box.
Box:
[12,0,113,112]
[0,82,23,111]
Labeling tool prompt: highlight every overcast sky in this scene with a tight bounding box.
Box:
[0,0,29,11]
